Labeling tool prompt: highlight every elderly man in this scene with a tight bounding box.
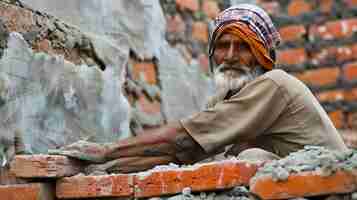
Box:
[52,4,347,173]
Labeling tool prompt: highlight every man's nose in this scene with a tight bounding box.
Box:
[225,42,239,62]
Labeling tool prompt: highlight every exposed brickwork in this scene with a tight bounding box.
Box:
[54,159,259,199]
[0,183,55,200]
[56,174,134,199]
[250,170,357,200]
[287,0,313,17]
[134,161,259,198]
[317,89,345,102]
[10,155,82,178]
[343,62,357,82]
[279,25,306,43]
[277,48,307,65]
[293,67,340,87]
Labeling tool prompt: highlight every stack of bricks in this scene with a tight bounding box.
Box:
[2,154,357,199]
[128,0,357,147]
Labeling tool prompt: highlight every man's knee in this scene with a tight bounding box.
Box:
[236,148,280,162]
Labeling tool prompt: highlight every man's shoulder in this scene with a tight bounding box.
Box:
[261,69,297,86]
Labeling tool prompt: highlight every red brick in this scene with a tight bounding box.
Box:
[10,155,82,178]
[348,112,357,130]
[293,67,340,87]
[134,160,260,198]
[316,89,345,102]
[0,183,55,200]
[277,48,307,65]
[166,14,186,34]
[319,0,334,13]
[137,93,161,115]
[344,88,357,101]
[131,61,157,85]
[343,62,357,81]
[259,2,281,16]
[192,21,209,43]
[250,170,357,200]
[202,0,220,19]
[328,110,345,129]
[56,174,134,199]
[287,0,313,17]
[310,44,357,65]
[309,18,357,41]
[176,0,199,12]
[310,46,337,65]
[279,25,306,43]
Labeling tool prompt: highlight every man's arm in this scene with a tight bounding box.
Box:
[105,121,208,165]
[51,121,209,173]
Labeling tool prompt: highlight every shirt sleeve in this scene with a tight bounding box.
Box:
[180,78,289,154]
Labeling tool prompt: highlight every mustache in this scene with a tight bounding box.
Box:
[214,62,251,74]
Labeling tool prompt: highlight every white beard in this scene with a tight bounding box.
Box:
[206,63,263,108]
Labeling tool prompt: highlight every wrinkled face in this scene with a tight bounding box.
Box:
[211,33,261,92]
[213,33,257,67]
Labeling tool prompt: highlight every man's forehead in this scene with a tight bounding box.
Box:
[216,33,243,43]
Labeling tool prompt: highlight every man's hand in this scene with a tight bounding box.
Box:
[48,140,110,163]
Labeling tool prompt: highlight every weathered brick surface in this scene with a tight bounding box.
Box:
[54,160,259,199]
[287,0,312,17]
[250,170,357,200]
[0,2,80,64]
[10,155,82,178]
[343,62,357,82]
[0,183,55,200]
[309,19,357,41]
[56,174,134,199]
[279,25,306,43]
[316,89,345,102]
[277,48,307,65]
[293,67,340,87]
[134,161,260,198]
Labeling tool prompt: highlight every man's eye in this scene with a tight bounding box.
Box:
[240,43,249,50]
[216,42,230,49]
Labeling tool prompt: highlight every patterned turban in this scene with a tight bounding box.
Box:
[208,4,281,71]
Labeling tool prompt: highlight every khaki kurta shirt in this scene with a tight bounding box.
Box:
[181,69,347,158]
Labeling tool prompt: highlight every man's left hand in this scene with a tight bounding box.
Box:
[48,140,110,163]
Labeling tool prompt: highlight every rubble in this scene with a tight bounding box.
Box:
[253,146,357,182]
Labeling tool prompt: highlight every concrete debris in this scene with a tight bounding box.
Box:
[253,146,357,182]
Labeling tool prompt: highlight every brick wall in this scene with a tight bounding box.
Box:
[126,0,357,148]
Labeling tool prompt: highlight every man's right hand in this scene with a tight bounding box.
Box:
[48,140,110,163]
